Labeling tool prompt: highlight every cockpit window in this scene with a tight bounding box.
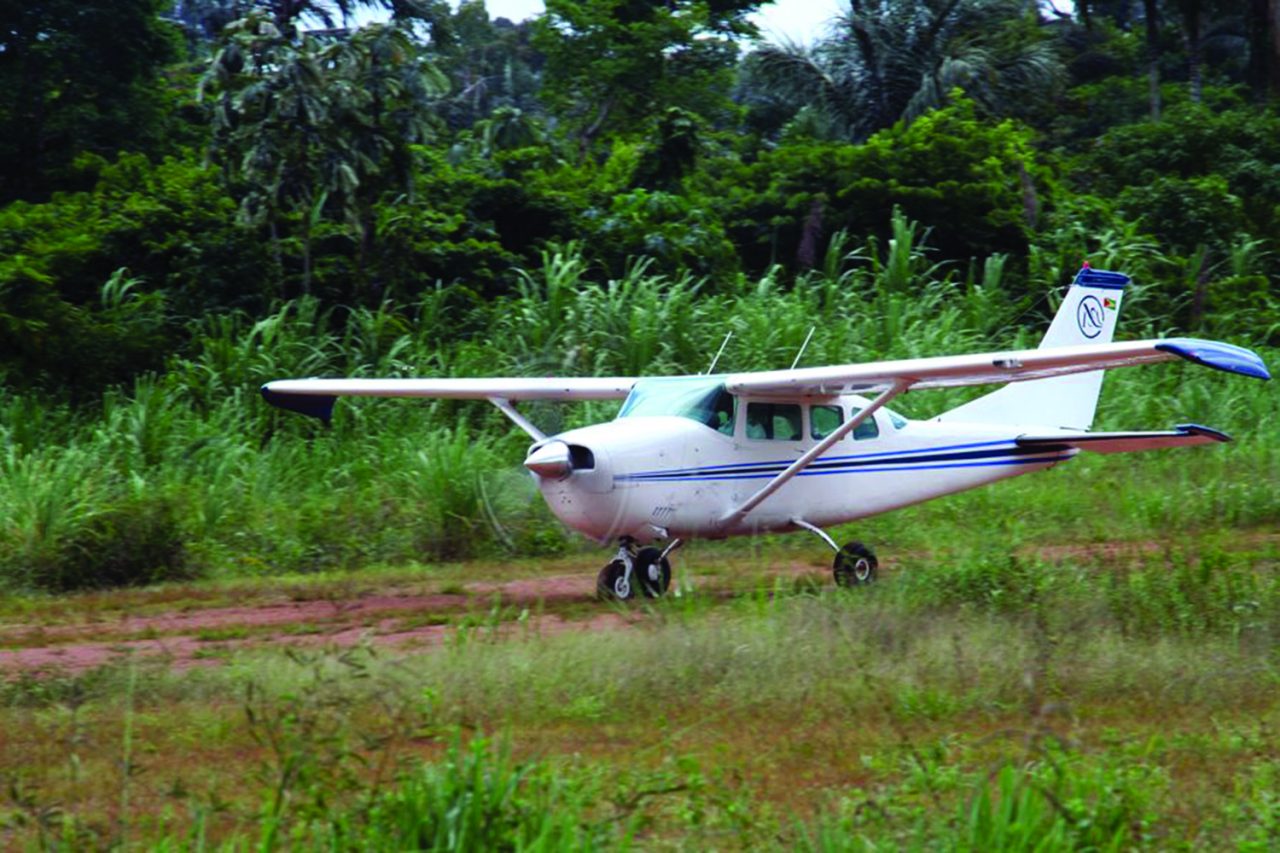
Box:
[618,377,735,435]
[885,408,909,430]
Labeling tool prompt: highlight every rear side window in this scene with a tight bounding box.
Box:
[746,402,802,440]
[811,404,879,441]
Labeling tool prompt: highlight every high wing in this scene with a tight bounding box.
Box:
[724,337,1269,397]
[261,337,1268,422]
[1016,423,1231,454]
[262,377,637,422]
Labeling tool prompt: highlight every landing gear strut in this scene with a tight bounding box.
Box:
[597,537,679,601]
[792,518,879,588]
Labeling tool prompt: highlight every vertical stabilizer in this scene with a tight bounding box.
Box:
[937,266,1130,430]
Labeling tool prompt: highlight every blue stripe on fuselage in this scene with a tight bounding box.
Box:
[614,446,1071,483]
[623,439,1015,480]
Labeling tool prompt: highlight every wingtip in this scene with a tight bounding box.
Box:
[1156,339,1271,381]
[261,383,336,424]
[1176,423,1233,443]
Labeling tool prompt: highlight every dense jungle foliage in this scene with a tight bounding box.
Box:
[1,0,1279,591]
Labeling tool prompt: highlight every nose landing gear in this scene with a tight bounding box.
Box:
[597,537,679,601]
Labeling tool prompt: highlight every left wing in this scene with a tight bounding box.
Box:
[724,337,1269,397]
[262,376,637,422]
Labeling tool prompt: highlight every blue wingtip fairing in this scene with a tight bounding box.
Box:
[1175,423,1232,442]
[1072,267,1131,289]
[1156,338,1272,381]
[261,385,337,423]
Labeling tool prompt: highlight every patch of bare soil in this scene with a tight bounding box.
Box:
[1,562,828,677]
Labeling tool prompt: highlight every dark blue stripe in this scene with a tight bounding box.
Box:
[615,454,1072,483]
[622,443,1051,482]
[625,439,1014,479]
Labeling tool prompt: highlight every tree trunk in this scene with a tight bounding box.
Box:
[1271,0,1280,99]
[796,199,824,270]
[1143,0,1161,120]
[1247,0,1269,99]
[1182,0,1204,104]
[1017,161,1039,229]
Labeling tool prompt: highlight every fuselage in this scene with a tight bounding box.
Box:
[527,378,1077,543]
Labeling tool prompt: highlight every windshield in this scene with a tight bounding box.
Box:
[618,378,735,435]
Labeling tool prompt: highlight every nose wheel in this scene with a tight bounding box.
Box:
[597,538,678,601]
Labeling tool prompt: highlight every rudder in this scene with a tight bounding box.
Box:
[937,266,1130,430]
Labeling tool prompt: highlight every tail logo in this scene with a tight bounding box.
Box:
[1077,296,1104,339]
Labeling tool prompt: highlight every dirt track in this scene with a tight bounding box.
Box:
[0,561,825,676]
[10,534,1258,678]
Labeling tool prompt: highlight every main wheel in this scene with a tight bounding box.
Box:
[634,546,672,598]
[596,560,635,601]
[833,541,878,587]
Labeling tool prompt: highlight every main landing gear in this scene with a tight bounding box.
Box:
[792,519,879,587]
[597,537,680,601]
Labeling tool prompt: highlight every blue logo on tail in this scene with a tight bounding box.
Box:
[1077,296,1104,339]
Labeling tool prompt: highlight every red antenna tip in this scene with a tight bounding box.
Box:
[1081,260,1091,268]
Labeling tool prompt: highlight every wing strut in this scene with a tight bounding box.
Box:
[717,378,911,529]
[488,397,545,441]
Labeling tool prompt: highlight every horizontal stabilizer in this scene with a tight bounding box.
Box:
[1015,423,1231,455]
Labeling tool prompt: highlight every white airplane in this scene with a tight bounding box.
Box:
[264,266,1270,599]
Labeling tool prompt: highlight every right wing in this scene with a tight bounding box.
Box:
[724,337,1270,398]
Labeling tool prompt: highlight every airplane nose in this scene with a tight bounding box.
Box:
[524,440,573,479]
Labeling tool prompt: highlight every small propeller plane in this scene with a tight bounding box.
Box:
[263,267,1270,599]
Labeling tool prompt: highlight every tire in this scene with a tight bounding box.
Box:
[833,541,878,587]
[635,546,672,598]
[596,560,634,601]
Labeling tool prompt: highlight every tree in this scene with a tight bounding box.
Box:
[748,0,1063,142]
[534,0,762,152]
[433,1,544,131]
[201,13,447,295]
[0,0,182,202]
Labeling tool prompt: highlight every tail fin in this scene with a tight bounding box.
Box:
[937,266,1130,430]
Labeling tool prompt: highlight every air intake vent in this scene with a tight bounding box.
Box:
[567,444,595,470]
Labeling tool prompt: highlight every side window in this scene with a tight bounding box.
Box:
[809,404,880,441]
[746,402,802,440]
[811,405,844,440]
[851,407,880,441]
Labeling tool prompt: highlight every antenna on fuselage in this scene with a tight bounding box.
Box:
[705,331,733,374]
[790,326,816,370]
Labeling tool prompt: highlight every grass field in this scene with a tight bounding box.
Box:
[3,525,1280,850]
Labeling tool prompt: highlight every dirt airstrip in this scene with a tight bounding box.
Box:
[0,559,827,676]
[7,535,1266,678]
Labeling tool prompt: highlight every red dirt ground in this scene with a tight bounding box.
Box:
[0,563,823,677]
[13,533,1263,679]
